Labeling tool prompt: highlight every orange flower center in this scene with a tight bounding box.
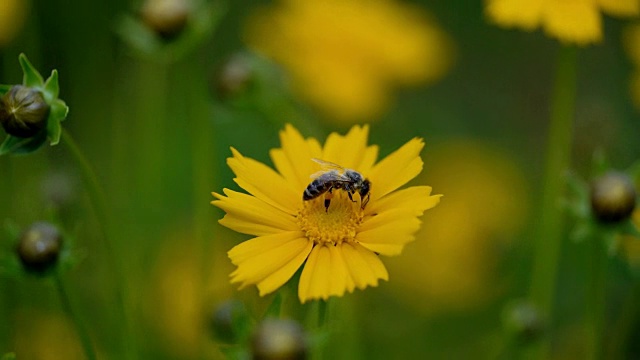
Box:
[297,191,365,246]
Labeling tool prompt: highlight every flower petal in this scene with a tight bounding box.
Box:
[276,124,323,190]
[229,231,309,287]
[322,125,370,170]
[257,240,313,296]
[212,189,299,236]
[356,216,422,249]
[227,147,299,215]
[366,186,441,216]
[298,244,357,303]
[358,242,405,256]
[369,138,424,201]
[341,242,388,289]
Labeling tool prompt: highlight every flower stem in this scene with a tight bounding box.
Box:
[528,45,578,358]
[53,273,97,360]
[606,282,640,359]
[61,129,136,359]
[585,236,608,360]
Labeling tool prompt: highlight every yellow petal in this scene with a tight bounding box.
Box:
[369,138,424,201]
[257,240,313,296]
[356,216,422,245]
[277,124,323,190]
[485,0,544,30]
[227,147,299,215]
[229,232,309,287]
[328,244,356,295]
[598,0,639,17]
[212,189,298,236]
[366,186,441,216]
[270,148,304,192]
[322,125,370,170]
[298,245,322,303]
[341,242,388,289]
[542,0,602,45]
[358,242,405,256]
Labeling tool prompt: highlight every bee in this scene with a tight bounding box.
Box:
[303,158,371,211]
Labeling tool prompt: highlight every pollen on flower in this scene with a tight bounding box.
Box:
[297,192,364,246]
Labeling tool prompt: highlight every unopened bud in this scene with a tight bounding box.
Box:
[503,300,545,343]
[141,0,190,40]
[210,299,245,344]
[214,55,254,100]
[251,319,307,360]
[16,222,62,274]
[590,172,636,223]
[0,85,50,138]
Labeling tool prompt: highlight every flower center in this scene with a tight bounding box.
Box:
[297,191,365,246]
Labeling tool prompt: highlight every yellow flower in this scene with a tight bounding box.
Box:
[486,0,640,46]
[386,141,529,312]
[211,124,441,303]
[244,0,453,122]
[624,24,640,110]
[0,0,28,46]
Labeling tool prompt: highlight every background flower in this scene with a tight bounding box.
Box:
[486,0,639,45]
[386,140,529,312]
[244,0,453,122]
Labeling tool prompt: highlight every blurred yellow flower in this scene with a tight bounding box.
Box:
[212,124,440,303]
[143,226,233,359]
[244,0,453,122]
[624,24,640,110]
[386,141,529,312]
[11,308,84,360]
[486,0,639,46]
[0,0,28,46]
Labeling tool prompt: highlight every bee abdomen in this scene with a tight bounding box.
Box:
[303,179,328,200]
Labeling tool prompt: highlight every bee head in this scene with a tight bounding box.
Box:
[359,179,371,197]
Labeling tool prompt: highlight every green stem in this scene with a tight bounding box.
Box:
[528,46,578,359]
[585,236,608,360]
[61,129,136,359]
[606,282,640,359]
[53,273,97,360]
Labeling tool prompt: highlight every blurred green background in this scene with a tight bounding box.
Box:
[1,0,640,359]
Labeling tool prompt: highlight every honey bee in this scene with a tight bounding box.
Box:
[303,158,371,211]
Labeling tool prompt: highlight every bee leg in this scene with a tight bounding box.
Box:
[324,188,334,212]
[347,191,357,203]
[361,193,370,209]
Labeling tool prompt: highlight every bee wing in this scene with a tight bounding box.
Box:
[311,158,346,172]
[309,169,349,180]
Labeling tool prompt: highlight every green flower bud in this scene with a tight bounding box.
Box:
[210,299,245,344]
[214,55,254,100]
[16,222,62,274]
[503,300,545,343]
[251,319,307,360]
[0,85,50,138]
[590,172,636,223]
[141,0,191,40]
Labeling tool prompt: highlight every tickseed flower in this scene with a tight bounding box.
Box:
[211,125,441,303]
[244,0,453,122]
[624,24,640,110]
[486,0,640,46]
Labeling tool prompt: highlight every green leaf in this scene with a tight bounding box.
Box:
[19,54,44,88]
[0,84,11,95]
[47,99,68,145]
[1,352,16,360]
[43,69,60,102]
[0,130,47,155]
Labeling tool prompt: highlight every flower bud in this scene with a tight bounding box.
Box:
[213,55,254,100]
[590,172,636,223]
[503,300,545,343]
[210,299,245,344]
[251,319,307,360]
[0,85,50,138]
[140,0,190,40]
[16,222,62,274]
